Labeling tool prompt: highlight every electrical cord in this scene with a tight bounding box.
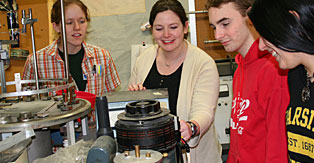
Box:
[175,137,191,163]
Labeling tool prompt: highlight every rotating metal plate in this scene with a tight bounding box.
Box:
[0,98,91,133]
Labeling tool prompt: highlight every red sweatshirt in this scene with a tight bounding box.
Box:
[227,39,290,163]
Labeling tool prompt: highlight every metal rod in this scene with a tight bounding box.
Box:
[0,60,7,93]
[29,8,40,98]
[0,82,75,98]
[204,40,220,44]
[135,145,140,158]
[21,10,26,33]
[66,120,76,145]
[0,42,6,93]
[0,78,68,86]
[81,117,89,137]
[187,10,208,14]
[60,0,70,82]
[14,73,21,92]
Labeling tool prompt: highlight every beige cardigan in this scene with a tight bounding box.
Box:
[129,41,222,163]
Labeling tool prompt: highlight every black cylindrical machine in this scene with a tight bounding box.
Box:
[115,100,177,153]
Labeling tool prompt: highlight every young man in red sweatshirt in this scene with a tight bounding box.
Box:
[207,0,290,162]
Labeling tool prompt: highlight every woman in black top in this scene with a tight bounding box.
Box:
[249,0,314,162]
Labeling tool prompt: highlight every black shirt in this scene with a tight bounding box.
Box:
[286,65,314,162]
[58,47,87,91]
[143,60,183,115]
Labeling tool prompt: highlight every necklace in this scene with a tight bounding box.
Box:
[163,43,187,67]
[301,72,314,103]
[165,55,183,67]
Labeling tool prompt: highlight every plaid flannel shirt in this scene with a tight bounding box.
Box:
[22,40,120,97]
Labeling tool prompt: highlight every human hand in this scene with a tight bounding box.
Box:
[180,120,192,141]
[128,83,146,91]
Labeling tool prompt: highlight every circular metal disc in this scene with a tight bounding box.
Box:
[117,108,170,121]
[0,98,91,132]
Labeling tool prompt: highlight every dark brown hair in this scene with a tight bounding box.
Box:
[149,0,188,27]
[206,0,253,16]
[51,0,90,24]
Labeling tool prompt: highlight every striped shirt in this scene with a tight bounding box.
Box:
[22,40,120,96]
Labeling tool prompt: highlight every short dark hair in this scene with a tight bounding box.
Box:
[149,0,188,27]
[206,0,253,16]
[51,0,90,24]
[248,0,314,54]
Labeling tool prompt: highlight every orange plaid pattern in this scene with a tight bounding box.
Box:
[22,40,120,96]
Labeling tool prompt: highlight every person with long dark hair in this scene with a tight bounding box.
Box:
[249,0,314,162]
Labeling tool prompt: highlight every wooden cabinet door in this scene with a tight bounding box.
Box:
[0,0,49,93]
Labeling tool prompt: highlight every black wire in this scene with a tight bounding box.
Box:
[181,138,190,153]
[176,143,183,163]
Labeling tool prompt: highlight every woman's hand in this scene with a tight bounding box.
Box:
[128,83,146,91]
[180,120,192,141]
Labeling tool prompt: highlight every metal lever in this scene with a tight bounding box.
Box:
[37,101,57,118]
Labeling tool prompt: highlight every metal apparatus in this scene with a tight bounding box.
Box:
[0,94,91,162]
[21,8,40,94]
[113,99,187,163]
[214,58,237,161]
[4,0,19,48]
[115,100,177,153]
[0,0,92,162]
[89,89,185,162]
[0,97,91,133]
